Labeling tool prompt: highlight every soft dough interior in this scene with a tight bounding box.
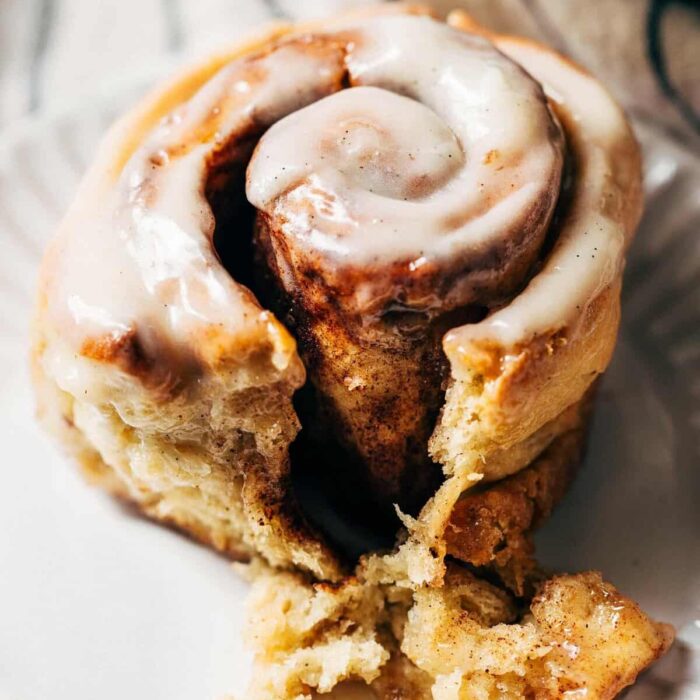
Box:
[244,561,672,700]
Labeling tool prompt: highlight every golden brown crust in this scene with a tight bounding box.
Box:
[370,653,434,700]
[32,312,344,580]
[445,389,593,592]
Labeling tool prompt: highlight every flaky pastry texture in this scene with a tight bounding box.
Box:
[245,562,672,700]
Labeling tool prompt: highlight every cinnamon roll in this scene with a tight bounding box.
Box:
[32,5,671,698]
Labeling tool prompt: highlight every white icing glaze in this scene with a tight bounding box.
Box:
[42,13,634,377]
[45,42,346,358]
[248,16,563,306]
[444,38,634,361]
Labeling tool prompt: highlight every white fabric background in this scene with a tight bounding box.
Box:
[0,0,377,129]
[1,0,697,145]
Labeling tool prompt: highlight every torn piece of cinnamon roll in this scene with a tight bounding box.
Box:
[245,562,673,700]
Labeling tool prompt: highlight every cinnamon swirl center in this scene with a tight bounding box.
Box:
[247,15,564,318]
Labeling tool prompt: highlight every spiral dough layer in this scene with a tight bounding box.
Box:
[33,8,642,580]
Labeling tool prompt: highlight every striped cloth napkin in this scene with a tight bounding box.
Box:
[1,0,697,148]
[0,0,375,128]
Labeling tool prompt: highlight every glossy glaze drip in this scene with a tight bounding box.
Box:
[44,14,633,377]
[443,36,637,365]
[45,40,347,362]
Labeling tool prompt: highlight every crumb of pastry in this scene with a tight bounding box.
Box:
[244,563,673,700]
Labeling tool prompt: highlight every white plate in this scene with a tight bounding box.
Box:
[0,89,698,699]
